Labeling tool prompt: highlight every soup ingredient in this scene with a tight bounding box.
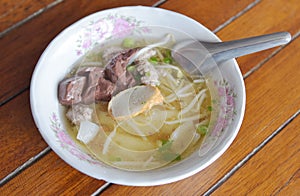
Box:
[78,67,115,103]
[77,121,99,144]
[58,76,86,105]
[108,85,163,120]
[59,35,212,171]
[105,48,139,92]
[58,47,162,105]
[66,104,94,125]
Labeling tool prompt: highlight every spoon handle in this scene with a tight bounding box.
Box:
[202,32,291,63]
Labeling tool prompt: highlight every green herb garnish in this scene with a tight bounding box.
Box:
[126,65,135,72]
[207,106,213,111]
[149,56,159,64]
[157,140,181,162]
[122,38,135,48]
[197,125,208,136]
[163,57,172,64]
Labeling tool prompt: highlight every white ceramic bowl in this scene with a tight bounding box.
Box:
[30,6,245,186]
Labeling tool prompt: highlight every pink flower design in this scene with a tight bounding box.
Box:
[76,50,82,56]
[212,117,226,136]
[112,18,134,37]
[50,113,101,165]
[57,130,75,147]
[92,19,110,40]
[218,87,226,96]
[227,95,234,106]
[69,148,89,159]
[82,39,92,49]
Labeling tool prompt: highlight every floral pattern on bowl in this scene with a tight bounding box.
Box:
[50,112,101,165]
[76,14,150,55]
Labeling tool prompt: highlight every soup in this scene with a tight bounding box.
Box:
[58,36,212,171]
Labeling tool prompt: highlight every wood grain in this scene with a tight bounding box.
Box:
[0,90,47,179]
[160,0,254,31]
[0,0,56,32]
[277,169,300,196]
[0,0,158,104]
[1,0,300,195]
[212,115,300,195]
[216,0,300,75]
[100,29,300,196]
[0,151,106,195]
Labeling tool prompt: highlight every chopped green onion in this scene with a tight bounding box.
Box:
[145,72,151,77]
[109,156,122,162]
[149,56,159,64]
[197,125,208,136]
[162,152,180,161]
[158,139,173,152]
[174,155,181,161]
[122,38,135,48]
[163,57,172,64]
[165,49,172,58]
[115,157,122,162]
[207,106,213,111]
[126,65,135,72]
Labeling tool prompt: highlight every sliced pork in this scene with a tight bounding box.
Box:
[58,76,86,105]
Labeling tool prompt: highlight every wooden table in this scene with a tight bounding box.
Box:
[1,0,299,195]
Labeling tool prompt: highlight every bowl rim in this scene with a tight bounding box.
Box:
[30,5,246,186]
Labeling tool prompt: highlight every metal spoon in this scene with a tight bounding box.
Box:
[171,32,291,76]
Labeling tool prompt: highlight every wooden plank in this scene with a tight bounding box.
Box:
[0,90,47,179]
[160,0,254,31]
[99,31,300,195]
[216,0,300,74]
[0,0,158,104]
[0,0,57,32]
[276,170,300,196]
[0,151,106,195]
[212,115,300,195]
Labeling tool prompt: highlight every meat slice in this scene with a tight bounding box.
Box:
[58,76,86,105]
[77,66,116,103]
[77,66,105,79]
[105,48,138,89]
[58,48,141,106]
[95,77,116,101]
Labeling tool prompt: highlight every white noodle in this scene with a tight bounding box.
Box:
[165,114,202,125]
[178,89,206,116]
[175,83,194,95]
[165,95,177,103]
[196,93,207,111]
[195,119,209,127]
[155,48,164,61]
[157,64,182,72]
[193,78,205,83]
[143,156,154,168]
[163,100,176,109]
[102,126,117,154]
[165,92,193,103]
[128,34,173,65]
[165,72,178,90]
